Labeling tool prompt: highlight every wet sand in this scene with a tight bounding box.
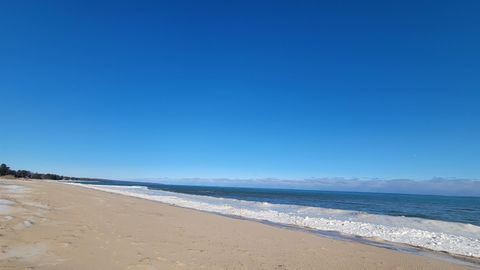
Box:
[0,179,477,270]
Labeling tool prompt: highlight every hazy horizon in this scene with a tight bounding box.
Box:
[68,176,480,197]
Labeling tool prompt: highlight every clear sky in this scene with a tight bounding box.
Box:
[1,1,479,181]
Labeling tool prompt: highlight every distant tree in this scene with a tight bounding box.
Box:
[15,170,32,178]
[0,164,17,176]
[40,173,63,180]
[31,173,42,179]
[0,163,100,181]
[0,163,9,176]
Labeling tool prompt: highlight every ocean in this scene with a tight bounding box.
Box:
[70,180,480,259]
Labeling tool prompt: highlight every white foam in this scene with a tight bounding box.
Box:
[67,183,480,258]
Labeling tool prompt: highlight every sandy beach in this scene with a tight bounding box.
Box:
[0,179,477,270]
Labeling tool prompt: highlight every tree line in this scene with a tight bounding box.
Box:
[0,163,98,181]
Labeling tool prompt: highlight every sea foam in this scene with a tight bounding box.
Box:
[67,183,480,258]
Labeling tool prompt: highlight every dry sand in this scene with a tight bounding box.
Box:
[0,179,477,270]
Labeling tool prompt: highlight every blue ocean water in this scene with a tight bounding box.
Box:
[76,179,480,226]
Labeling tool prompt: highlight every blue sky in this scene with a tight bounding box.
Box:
[1,1,479,184]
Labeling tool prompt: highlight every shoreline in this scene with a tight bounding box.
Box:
[65,181,480,259]
[64,181,480,268]
[1,179,478,269]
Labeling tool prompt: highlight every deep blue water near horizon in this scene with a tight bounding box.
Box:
[74,179,480,226]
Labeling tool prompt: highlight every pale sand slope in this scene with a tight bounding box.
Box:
[0,180,477,270]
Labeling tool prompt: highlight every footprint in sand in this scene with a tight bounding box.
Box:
[175,261,185,267]
[127,264,158,270]
[12,219,35,230]
[156,256,167,261]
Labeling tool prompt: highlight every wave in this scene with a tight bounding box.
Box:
[67,183,480,258]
